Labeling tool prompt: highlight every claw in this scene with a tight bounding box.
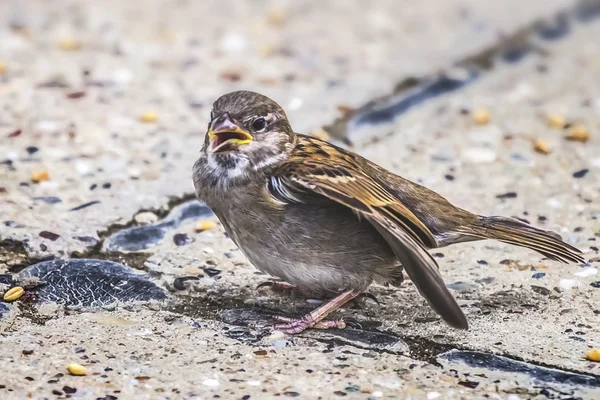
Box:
[342,317,363,330]
[357,292,381,306]
[256,281,296,293]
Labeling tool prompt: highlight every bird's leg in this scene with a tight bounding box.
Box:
[274,289,360,334]
[256,280,296,294]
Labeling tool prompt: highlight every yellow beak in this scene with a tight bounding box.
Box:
[208,113,253,153]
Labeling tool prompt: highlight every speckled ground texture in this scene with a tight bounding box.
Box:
[1,0,600,399]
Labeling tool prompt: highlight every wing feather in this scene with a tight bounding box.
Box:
[270,136,468,329]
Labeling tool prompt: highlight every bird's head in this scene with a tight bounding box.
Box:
[202,91,295,178]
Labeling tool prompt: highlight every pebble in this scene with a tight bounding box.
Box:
[67,363,87,376]
[573,169,589,178]
[220,32,246,53]
[140,111,158,123]
[196,220,216,232]
[39,231,60,241]
[546,114,566,129]
[427,392,441,400]
[575,267,597,277]
[532,272,546,279]
[532,139,551,154]
[3,286,24,302]
[202,378,219,387]
[586,349,600,362]
[173,233,193,246]
[463,148,496,163]
[565,124,590,143]
[134,212,159,225]
[559,279,580,290]
[546,198,562,208]
[0,61,6,74]
[75,161,92,175]
[272,340,288,349]
[31,170,50,183]
[472,109,491,125]
[268,330,286,341]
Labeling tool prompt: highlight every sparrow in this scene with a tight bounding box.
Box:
[193,90,584,334]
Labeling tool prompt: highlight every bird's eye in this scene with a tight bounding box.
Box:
[251,117,268,132]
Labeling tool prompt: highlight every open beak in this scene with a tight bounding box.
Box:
[207,113,253,153]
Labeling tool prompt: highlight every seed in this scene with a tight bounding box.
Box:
[586,349,600,362]
[140,111,158,123]
[196,220,216,232]
[57,40,81,51]
[3,286,24,302]
[532,139,551,155]
[67,362,87,376]
[266,6,286,27]
[565,124,590,143]
[473,109,491,125]
[31,170,50,183]
[546,114,566,129]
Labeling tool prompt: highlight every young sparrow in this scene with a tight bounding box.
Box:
[193,91,583,334]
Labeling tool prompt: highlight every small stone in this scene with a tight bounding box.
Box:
[573,169,589,179]
[463,148,496,163]
[473,109,491,125]
[203,378,219,387]
[134,212,159,225]
[31,170,50,183]
[220,32,247,53]
[532,139,551,155]
[140,111,158,124]
[39,231,60,241]
[57,40,81,51]
[203,268,221,277]
[565,124,590,143]
[25,146,39,155]
[196,220,216,232]
[547,114,566,129]
[3,286,24,302]
[559,279,580,290]
[496,192,517,199]
[268,330,286,341]
[575,267,597,277]
[586,349,600,362]
[532,272,546,279]
[173,233,193,246]
[0,62,7,74]
[67,362,87,376]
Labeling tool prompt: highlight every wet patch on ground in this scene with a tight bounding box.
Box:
[324,1,600,142]
[17,259,167,307]
[103,200,213,252]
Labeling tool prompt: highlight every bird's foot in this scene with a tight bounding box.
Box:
[273,315,347,334]
[256,280,296,294]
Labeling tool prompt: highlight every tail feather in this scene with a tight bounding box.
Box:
[456,216,584,264]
